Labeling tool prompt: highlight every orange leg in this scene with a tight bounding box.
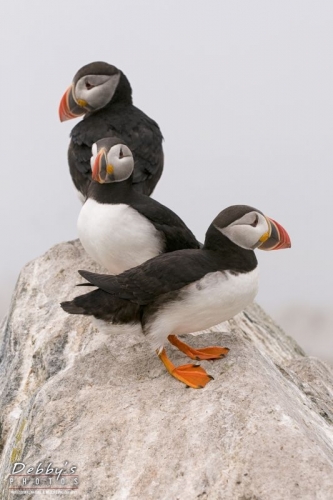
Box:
[168,335,229,361]
[158,348,214,389]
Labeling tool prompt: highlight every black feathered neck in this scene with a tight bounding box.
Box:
[203,224,257,273]
[87,175,134,204]
[107,72,133,106]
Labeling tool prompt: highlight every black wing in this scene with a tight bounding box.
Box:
[130,195,200,251]
[78,249,222,305]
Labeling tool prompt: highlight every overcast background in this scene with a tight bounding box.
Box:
[0,1,332,360]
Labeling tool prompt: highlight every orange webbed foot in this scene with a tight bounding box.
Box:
[171,363,214,389]
[158,348,214,389]
[168,335,229,361]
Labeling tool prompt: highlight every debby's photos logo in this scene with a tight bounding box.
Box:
[8,461,79,492]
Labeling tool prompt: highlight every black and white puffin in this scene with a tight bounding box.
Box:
[61,205,291,389]
[78,137,200,274]
[59,61,163,200]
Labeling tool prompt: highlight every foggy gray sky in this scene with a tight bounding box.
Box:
[1,0,333,321]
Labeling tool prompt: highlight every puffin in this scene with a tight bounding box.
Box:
[59,61,163,200]
[61,205,291,389]
[78,137,200,274]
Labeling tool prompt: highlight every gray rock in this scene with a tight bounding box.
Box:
[0,240,333,500]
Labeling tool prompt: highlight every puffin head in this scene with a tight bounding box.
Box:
[213,205,291,250]
[91,137,134,184]
[59,62,132,121]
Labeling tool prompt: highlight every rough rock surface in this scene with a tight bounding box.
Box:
[0,240,333,500]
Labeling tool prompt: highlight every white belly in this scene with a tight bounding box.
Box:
[148,268,259,351]
[77,200,163,274]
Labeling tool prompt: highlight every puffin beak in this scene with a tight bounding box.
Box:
[258,217,291,251]
[92,148,108,182]
[59,85,86,122]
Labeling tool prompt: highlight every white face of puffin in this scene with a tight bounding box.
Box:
[90,143,98,170]
[217,211,270,250]
[74,73,121,110]
[91,143,134,183]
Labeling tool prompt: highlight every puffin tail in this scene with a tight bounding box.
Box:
[60,288,106,316]
[60,300,85,315]
[60,288,140,323]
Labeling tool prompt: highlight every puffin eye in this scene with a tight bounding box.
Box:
[250,214,259,227]
[85,81,94,90]
[119,147,124,159]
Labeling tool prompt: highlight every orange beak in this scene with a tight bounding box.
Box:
[58,85,86,122]
[259,217,291,250]
[92,148,107,182]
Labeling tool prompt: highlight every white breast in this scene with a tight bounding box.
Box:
[148,268,259,351]
[78,200,163,274]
